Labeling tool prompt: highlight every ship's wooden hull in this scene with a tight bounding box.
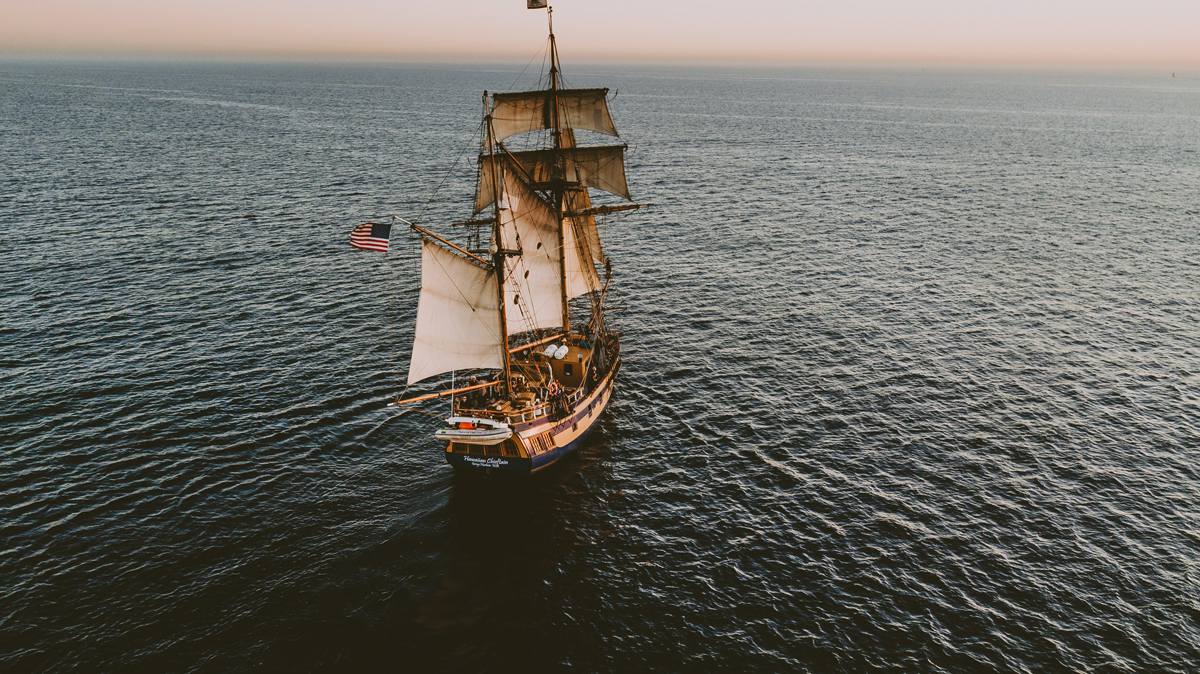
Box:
[444,355,620,475]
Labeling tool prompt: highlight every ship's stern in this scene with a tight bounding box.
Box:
[444,440,532,474]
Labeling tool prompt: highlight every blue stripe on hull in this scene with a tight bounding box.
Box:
[529,413,600,473]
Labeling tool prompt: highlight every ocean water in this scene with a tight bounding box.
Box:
[2,59,1199,672]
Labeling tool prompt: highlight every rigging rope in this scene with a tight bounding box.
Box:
[411,124,483,227]
[388,115,489,403]
[507,39,549,92]
[423,236,502,345]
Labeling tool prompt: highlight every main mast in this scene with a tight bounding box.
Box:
[547,7,571,334]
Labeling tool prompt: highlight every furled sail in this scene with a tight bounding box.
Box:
[491,88,618,141]
[475,145,630,215]
[407,239,503,384]
[498,171,563,335]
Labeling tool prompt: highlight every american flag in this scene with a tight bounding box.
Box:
[350,222,391,253]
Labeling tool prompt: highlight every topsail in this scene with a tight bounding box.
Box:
[489,88,619,142]
[474,145,630,215]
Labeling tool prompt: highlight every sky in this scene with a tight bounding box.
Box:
[1,0,1197,67]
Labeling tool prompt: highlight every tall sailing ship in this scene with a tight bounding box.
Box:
[391,5,646,475]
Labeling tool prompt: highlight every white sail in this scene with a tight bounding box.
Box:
[407,239,503,385]
[474,152,501,216]
[475,145,630,216]
[572,211,604,264]
[563,200,602,298]
[564,188,604,267]
[499,172,563,335]
[559,145,631,200]
[491,88,618,142]
[560,132,606,265]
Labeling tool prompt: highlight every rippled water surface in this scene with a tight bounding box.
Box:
[3,60,1200,672]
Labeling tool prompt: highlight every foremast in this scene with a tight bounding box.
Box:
[484,92,513,397]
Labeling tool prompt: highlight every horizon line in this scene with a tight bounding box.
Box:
[2,49,1195,72]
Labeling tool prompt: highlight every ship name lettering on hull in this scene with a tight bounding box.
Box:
[462,456,511,468]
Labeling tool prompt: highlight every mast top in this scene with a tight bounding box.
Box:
[547,6,559,80]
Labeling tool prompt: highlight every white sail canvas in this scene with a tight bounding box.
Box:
[407,240,503,384]
[500,173,564,335]
[490,88,618,142]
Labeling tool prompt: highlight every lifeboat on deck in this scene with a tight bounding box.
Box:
[434,417,513,445]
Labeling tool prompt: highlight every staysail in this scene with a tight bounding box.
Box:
[563,189,602,298]
[560,129,606,266]
[407,239,503,384]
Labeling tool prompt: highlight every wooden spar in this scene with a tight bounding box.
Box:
[450,217,496,227]
[492,144,539,191]
[387,379,499,406]
[410,222,490,267]
[556,194,569,334]
[508,331,567,354]
[565,203,653,218]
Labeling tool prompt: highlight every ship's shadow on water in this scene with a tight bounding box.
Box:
[299,422,619,672]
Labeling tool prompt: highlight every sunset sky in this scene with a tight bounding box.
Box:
[2,0,1197,66]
